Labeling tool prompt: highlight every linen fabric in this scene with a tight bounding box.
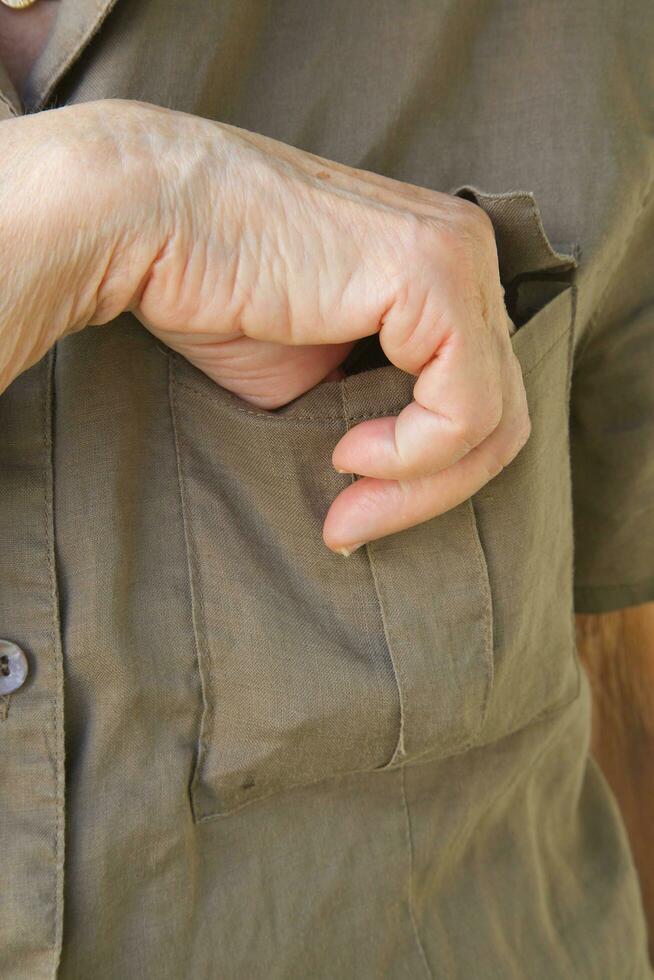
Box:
[1,2,653,977]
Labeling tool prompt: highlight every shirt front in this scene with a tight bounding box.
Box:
[1,2,653,978]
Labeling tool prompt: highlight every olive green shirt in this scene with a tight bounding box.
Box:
[1,2,653,978]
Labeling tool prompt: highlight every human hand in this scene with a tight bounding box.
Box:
[128,104,528,554]
[1,100,528,555]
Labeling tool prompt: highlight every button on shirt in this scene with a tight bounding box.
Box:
[0,640,29,695]
[1,2,653,978]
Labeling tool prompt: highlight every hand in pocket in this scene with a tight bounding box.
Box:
[117,109,530,553]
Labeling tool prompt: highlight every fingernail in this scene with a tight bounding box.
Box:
[334,467,350,474]
[336,542,365,557]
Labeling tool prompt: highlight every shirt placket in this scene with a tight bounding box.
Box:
[0,350,65,980]
[0,4,117,976]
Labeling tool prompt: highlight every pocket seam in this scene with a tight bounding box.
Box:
[168,355,216,823]
[506,281,582,730]
[465,495,495,745]
[173,363,409,423]
[409,663,581,773]
[171,297,570,424]
[192,669,583,825]
[340,379,406,765]
[377,496,496,770]
[478,280,581,747]
[393,286,581,768]
[169,278,580,818]
[519,322,571,380]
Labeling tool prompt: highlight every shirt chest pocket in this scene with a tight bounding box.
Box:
[170,189,580,821]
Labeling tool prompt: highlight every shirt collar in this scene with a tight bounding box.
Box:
[0,59,21,117]
[16,0,119,113]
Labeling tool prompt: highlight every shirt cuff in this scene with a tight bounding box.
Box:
[574,577,654,614]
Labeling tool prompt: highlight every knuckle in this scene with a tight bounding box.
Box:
[501,413,532,465]
[456,403,501,451]
[400,213,456,278]
[431,227,478,288]
[447,197,496,249]
[399,212,465,273]
[482,452,505,481]
[487,392,505,431]
[467,204,496,245]
[513,413,532,453]
[397,199,497,283]
[395,479,418,522]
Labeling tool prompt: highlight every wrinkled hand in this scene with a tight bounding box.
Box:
[69,101,530,554]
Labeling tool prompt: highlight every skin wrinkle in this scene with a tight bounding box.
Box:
[0,7,652,980]
[383,278,444,376]
[120,105,529,524]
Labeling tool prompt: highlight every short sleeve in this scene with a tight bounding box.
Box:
[570,185,654,613]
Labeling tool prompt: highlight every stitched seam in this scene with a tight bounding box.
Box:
[453,187,577,267]
[174,317,568,417]
[565,285,583,710]
[178,293,575,816]
[521,191,576,266]
[415,288,581,767]
[193,669,584,820]
[403,286,578,767]
[401,683,581,772]
[400,767,434,979]
[332,387,401,764]
[357,296,573,768]
[377,498,498,770]
[168,357,214,823]
[44,347,65,979]
[464,497,494,734]
[195,674,584,821]
[402,673,582,776]
[340,378,406,765]
[366,544,407,763]
[192,379,407,821]
[196,768,371,821]
[174,377,406,422]
[519,322,569,380]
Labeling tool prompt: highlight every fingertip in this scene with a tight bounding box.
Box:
[323,494,366,556]
[333,542,365,557]
[331,442,353,474]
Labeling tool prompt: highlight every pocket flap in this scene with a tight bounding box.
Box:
[452,185,577,285]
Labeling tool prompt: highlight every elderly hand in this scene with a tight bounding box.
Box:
[2,99,529,555]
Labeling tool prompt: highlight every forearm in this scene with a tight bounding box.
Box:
[576,604,654,959]
[0,100,160,393]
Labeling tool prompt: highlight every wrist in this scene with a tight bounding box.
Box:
[53,100,167,332]
[0,100,163,390]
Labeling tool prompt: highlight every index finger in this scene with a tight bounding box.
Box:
[332,317,505,480]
